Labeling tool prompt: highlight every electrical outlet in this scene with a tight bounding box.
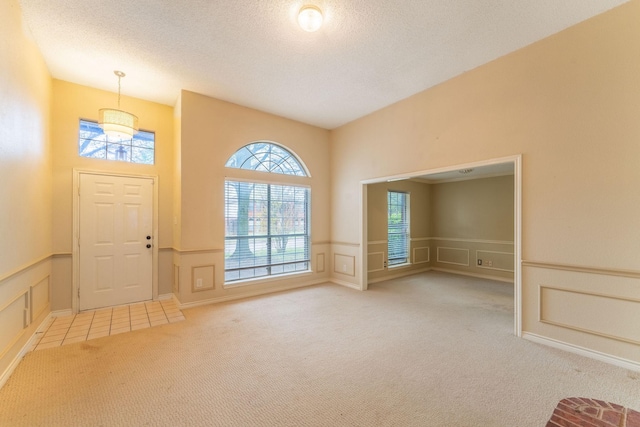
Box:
[342,264,347,272]
[487,260,493,267]
[477,259,482,266]
[196,278,203,288]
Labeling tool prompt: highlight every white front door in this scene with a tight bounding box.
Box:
[79,173,153,311]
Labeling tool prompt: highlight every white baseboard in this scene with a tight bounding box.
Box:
[367,267,432,285]
[177,279,329,310]
[51,309,73,317]
[522,332,640,372]
[329,278,363,290]
[0,311,54,390]
[170,294,180,305]
[431,267,514,284]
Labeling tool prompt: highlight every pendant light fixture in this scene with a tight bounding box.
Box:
[99,70,139,140]
[298,5,323,32]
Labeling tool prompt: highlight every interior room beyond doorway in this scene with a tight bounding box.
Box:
[362,157,521,334]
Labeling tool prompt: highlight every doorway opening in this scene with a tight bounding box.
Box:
[360,155,522,336]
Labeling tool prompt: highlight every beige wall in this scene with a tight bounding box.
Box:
[331,1,640,363]
[174,90,332,304]
[431,176,513,241]
[0,2,52,278]
[50,80,175,307]
[0,0,53,378]
[430,175,514,281]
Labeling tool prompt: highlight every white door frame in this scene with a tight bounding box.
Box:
[72,169,159,314]
[359,154,523,337]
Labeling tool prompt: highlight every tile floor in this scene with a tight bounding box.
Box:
[31,299,185,351]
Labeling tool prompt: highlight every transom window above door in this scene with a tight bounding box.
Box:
[78,119,155,165]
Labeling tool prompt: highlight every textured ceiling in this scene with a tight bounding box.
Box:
[19,0,629,129]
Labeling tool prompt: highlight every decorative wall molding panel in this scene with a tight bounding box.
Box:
[413,247,430,264]
[367,252,385,272]
[30,276,50,324]
[436,247,470,266]
[523,263,640,366]
[173,265,180,293]
[334,254,356,277]
[540,285,640,345]
[476,250,514,272]
[0,256,52,387]
[191,265,215,293]
[316,253,325,273]
[0,291,29,360]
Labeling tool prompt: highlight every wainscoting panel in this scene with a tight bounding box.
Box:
[413,247,430,264]
[437,247,469,266]
[191,265,215,293]
[174,250,220,304]
[540,286,640,345]
[30,276,50,323]
[174,244,331,305]
[316,253,325,273]
[173,264,180,293]
[334,254,356,277]
[477,250,513,272]
[331,242,360,289]
[158,248,174,296]
[367,252,385,272]
[366,239,431,283]
[522,263,640,366]
[0,257,53,385]
[0,292,28,359]
[430,238,514,282]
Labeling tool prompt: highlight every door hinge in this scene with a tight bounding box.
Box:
[77,288,80,298]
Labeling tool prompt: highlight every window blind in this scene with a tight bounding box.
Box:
[224,180,310,282]
[388,191,409,266]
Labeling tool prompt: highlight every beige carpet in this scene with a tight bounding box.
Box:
[1,271,638,426]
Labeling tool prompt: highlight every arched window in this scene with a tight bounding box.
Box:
[224,142,310,283]
[225,142,308,177]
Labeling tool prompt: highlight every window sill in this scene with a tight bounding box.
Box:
[223,269,313,289]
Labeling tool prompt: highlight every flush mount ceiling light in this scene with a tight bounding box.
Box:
[99,70,139,140]
[298,5,323,32]
[459,169,474,174]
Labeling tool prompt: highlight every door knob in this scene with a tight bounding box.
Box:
[146,244,151,248]
[146,236,151,240]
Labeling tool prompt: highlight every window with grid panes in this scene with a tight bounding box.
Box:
[78,119,155,164]
[388,191,410,266]
[224,143,310,282]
